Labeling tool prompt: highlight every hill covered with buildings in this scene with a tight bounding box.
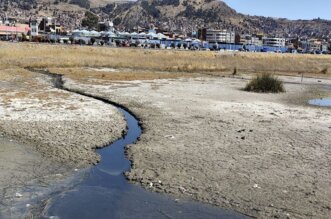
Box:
[97,0,331,38]
[0,0,331,39]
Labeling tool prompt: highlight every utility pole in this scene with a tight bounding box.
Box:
[54,17,56,41]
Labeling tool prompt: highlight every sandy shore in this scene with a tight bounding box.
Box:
[63,75,331,218]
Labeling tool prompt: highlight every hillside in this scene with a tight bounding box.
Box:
[96,0,331,37]
[1,0,331,38]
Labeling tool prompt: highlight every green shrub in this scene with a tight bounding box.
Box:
[82,11,98,29]
[244,73,285,93]
[90,37,96,45]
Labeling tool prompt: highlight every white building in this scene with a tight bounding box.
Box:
[30,20,39,36]
[240,34,263,46]
[262,37,286,47]
[206,29,235,44]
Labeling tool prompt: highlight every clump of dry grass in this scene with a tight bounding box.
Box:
[244,73,285,93]
[48,67,196,83]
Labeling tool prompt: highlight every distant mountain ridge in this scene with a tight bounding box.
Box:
[1,0,331,38]
[95,0,331,38]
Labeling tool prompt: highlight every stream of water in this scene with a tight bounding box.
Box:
[43,108,246,219]
[22,70,247,218]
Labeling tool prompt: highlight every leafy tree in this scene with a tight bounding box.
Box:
[113,17,121,26]
[81,11,99,29]
[90,37,96,45]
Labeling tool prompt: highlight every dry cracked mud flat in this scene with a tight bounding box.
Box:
[63,74,331,219]
[1,66,331,218]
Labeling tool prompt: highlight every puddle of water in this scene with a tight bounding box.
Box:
[43,108,247,219]
[308,98,331,107]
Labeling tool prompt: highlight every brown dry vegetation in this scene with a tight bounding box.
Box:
[0,42,331,78]
[48,67,197,83]
[0,42,330,103]
[0,68,70,105]
[1,42,330,104]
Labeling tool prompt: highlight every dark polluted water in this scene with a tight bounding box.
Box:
[44,108,247,219]
[308,98,331,107]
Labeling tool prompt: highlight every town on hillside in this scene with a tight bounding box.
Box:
[0,15,330,54]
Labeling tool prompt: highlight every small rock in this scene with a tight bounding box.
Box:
[149,182,153,188]
[164,135,175,139]
[253,184,261,189]
[74,169,79,172]
[179,186,186,193]
[26,204,31,208]
[15,192,23,198]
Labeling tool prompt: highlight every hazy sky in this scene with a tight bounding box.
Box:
[223,0,331,20]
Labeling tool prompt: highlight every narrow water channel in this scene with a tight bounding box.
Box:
[44,107,246,219]
[33,70,247,218]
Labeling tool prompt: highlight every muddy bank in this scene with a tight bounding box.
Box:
[0,69,127,217]
[63,76,331,218]
[0,70,126,166]
[0,136,74,218]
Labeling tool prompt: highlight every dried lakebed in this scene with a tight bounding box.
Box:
[2,69,330,218]
[34,71,247,218]
[62,75,331,218]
